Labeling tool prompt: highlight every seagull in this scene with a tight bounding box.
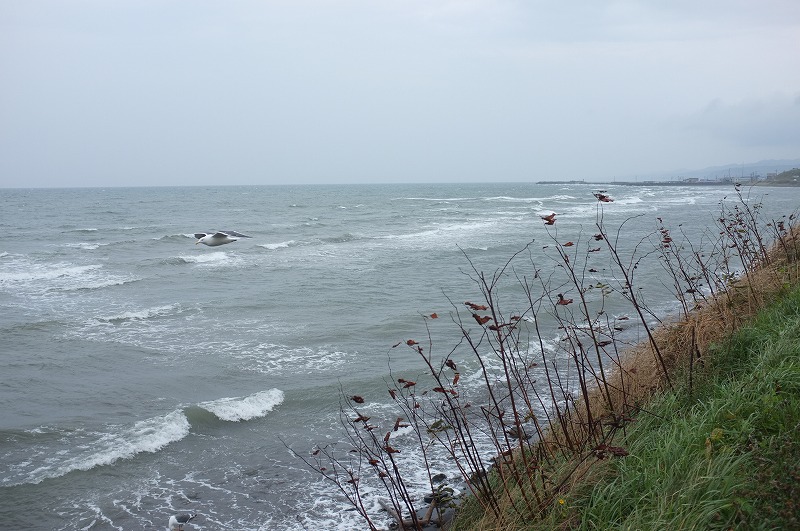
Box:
[194,230,252,247]
[168,513,197,530]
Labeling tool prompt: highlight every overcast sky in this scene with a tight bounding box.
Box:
[1,1,798,188]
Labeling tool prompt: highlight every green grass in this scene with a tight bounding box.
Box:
[546,285,800,530]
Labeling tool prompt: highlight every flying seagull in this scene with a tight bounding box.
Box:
[168,512,197,530]
[194,230,252,247]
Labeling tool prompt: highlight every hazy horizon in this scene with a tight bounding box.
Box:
[1,1,799,188]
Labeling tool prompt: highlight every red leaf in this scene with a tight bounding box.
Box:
[473,313,492,325]
[563,241,574,247]
[429,313,439,319]
[541,212,557,225]
[465,302,488,311]
[402,380,416,388]
[388,389,397,399]
[594,193,614,202]
[452,372,460,386]
[406,339,418,346]
[393,417,409,431]
[385,445,400,454]
[350,395,365,403]
[556,294,573,305]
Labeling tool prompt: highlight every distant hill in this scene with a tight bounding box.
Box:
[760,168,800,186]
[614,159,800,182]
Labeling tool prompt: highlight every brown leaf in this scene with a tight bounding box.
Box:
[350,395,365,404]
[445,359,457,371]
[594,193,614,203]
[406,339,418,346]
[393,417,409,431]
[429,312,439,319]
[593,233,604,241]
[465,302,488,311]
[563,241,574,247]
[452,372,460,386]
[472,313,492,325]
[556,294,573,305]
[541,212,557,225]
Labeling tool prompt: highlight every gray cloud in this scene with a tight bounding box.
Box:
[689,94,800,147]
[1,1,798,187]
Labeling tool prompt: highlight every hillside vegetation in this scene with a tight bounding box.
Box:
[761,168,800,186]
[303,186,800,531]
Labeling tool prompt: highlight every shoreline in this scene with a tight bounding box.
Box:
[445,222,800,530]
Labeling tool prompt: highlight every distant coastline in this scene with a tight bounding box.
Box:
[538,168,800,187]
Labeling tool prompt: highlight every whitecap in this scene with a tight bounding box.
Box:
[258,240,296,251]
[616,196,644,205]
[97,304,179,323]
[197,389,285,422]
[63,242,102,250]
[16,410,190,485]
[177,252,230,264]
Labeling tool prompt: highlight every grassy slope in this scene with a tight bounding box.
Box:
[532,284,800,530]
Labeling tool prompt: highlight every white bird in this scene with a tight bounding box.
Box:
[168,512,197,530]
[194,230,252,247]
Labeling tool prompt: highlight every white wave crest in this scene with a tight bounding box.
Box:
[0,260,137,293]
[98,304,179,323]
[258,240,296,250]
[63,242,102,250]
[21,410,190,485]
[198,389,285,422]
[178,252,230,264]
[0,263,101,283]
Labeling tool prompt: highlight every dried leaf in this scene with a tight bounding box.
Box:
[556,294,573,305]
[472,313,492,325]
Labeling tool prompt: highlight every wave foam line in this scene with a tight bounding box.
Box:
[19,411,190,485]
[197,389,285,422]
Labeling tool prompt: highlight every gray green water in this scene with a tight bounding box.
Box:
[2,183,798,530]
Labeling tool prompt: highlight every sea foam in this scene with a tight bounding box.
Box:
[14,411,191,485]
[197,389,285,422]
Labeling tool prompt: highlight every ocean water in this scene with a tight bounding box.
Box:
[2,183,799,530]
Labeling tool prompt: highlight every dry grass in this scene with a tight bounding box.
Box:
[452,225,800,531]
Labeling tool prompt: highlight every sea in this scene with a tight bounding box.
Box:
[2,182,799,530]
